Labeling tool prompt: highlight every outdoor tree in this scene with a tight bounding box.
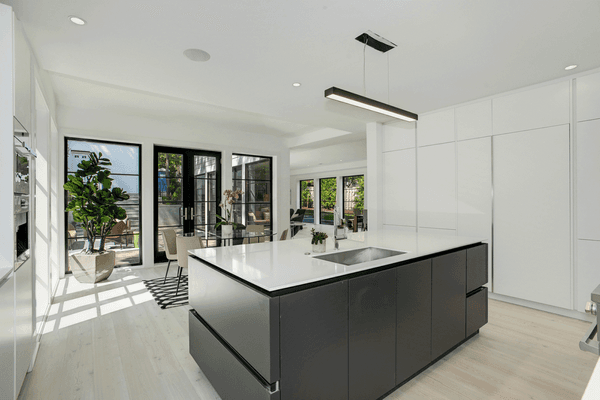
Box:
[158,153,182,204]
[300,180,314,209]
[320,178,337,211]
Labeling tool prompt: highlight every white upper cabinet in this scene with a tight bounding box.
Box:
[417,142,456,230]
[493,125,571,309]
[577,119,600,240]
[492,81,570,135]
[416,109,455,147]
[577,71,600,122]
[455,100,492,141]
[382,149,416,227]
[382,122,416,151]
[457,137,491,240]
[14,18,31,133]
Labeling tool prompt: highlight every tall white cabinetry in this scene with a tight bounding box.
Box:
[493,125,571,308]
[457,137,492,280]
[375,70,600,315]
[417,143,456,233]
[575,71,600,312]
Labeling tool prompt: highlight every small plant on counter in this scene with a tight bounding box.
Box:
[311,228,328,245]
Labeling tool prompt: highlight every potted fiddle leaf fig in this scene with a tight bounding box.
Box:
[64,152,130,283]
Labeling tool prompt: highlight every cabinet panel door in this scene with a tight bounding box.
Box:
[493,125,571,308]
[15,259,33,391]
[396,260,432,384]
[349,269,396,400]
[383,149,416,226]
[383,122,416,151]
[457,137,492,241]
[577,71,600,122]
[14,19,31,133]
[417,109,455,147]
[577,120,600,241]
[280,281,348,400]
[417,143,456,230]
[456,100,492,141]
[492,81,570,135]
[0,274,15,400]
[432,251,466,359]
[576,240,600,313]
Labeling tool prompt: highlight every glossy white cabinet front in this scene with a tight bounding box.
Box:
[493,125,571,309]
[492,81,570,135]
[383,148,416,227]
[417,142,456,230]
[577,119,600,241]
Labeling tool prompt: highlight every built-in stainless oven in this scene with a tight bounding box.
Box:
[14,125,33,271]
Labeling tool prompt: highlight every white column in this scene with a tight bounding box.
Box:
[366,122,384,231]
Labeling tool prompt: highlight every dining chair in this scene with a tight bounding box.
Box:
[175,236,205,296]
[243,224,265,244]
[280,229,288,241]
[161,229,178,284]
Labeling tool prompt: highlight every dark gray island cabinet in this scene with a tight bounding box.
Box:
[188,241,488,400]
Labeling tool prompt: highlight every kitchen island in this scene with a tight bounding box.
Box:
[188,231,488,400]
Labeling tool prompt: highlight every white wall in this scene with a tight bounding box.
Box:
[374,67,600,317]
[58,105,291,267]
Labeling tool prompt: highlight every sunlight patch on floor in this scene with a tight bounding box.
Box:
[62,293,96,312]
[58,307,98,329]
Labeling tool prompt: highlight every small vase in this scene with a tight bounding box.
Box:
[222,224,233,236]
[312,242,326,253]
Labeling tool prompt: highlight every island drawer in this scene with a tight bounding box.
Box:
[189,310,280,400]
[466,287,488,337]
[188,256,280,382]
[466,244,488,293]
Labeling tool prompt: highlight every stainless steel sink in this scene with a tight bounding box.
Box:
[313,247,406,266]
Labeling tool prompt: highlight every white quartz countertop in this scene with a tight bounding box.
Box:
[188,231,484,294]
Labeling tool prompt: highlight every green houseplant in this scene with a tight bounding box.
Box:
[64,152,130,283]
[311,228,328,253]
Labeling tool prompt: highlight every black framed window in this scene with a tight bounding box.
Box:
[299,179,315,223]
[342,175,364,221]
[65,138,142,272]
[319,177,336,225]
[232,154,272,232]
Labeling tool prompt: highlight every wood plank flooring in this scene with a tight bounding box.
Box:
[19,265,598,400]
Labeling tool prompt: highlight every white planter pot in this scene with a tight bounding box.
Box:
[70,250,115,283]
[312,242,326,253]
[222,224,233,236]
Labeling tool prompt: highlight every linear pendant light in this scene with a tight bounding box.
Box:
[324,87,418,122]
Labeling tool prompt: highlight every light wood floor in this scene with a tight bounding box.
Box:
[19,265,598,400]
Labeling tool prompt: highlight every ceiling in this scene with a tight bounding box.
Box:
[7,0,600,139]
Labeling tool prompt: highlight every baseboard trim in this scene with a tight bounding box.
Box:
[489,292,594,322]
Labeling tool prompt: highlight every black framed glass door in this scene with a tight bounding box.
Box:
[154,146,220,262]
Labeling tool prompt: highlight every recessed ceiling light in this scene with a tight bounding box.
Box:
[68,16,86,25]
[565,65,578,70]
[292,83,301,87]
[184,49,211,62]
